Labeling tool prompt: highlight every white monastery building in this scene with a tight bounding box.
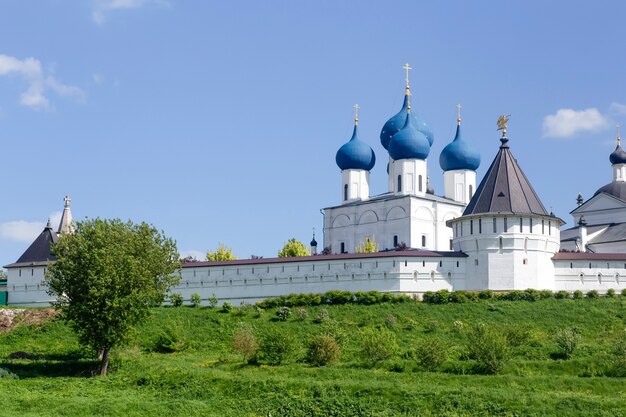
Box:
[6,68,626,305]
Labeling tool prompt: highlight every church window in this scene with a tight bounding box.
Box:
[597,273,602,283]
[469,185,474,199]
[499,237,503,250]
[393,235,398,247]
[460,222,463,236]
[519,218,523,232]
[229,280,232,285]
[376,261,378,268]
[312,265,315,271]
[252,268,254,274]
[340,242,345,253]
[405,260,407,267]
[470,220,474,234]
[237,268,239,275]
[579,273,584,283]
[530,219,533,233]
[243,279,246,285]
[393,261,396,267]
[31,269,33,276]
[351,274,354,279]
[423,261,425,267]
[456,261,459,267]
[397,175,402,192]
[493,218,497,233]
[336,274,339,280]
[542,220,545,234]
[368,273,371,279]
[449,239,453,250]
[607,263,610,269]
[439,260,442,267]
[19,270,21,277]
[523,258,528,265]
[616,273,620,283]
[589,263,592,269]
[282,266,284,272]
[422,235,427,247]
[344,263,346,269]
[570,262,573,269]
[193,270,196,277]
[267,266,270,273]
[289,277,292,282]
[418,175,423,192]
[384,272,387,279]
[274,277,277,283]
[448,272,452,279]
[504,217,508,232]
[344,184,348,201]
[478,219,482,233]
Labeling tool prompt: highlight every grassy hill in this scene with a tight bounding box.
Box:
[0,296,624,416]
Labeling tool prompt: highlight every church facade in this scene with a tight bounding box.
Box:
[6,70,626,306]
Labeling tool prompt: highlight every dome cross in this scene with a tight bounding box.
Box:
[403,63,412,91]
[353,103,360,125]
[456,104,462,125]
[617,123,622,147]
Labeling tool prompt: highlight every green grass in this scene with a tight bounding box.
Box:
[0,298,624,416]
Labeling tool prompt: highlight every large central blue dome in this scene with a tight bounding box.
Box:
[336,125,376,171]
[380,94,434,150]
[439,125,481,171]
[388,114,430,161]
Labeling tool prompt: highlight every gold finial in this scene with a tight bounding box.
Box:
[497,114,510,136]
[456,104,462,126]
[406,89,412,113]
[402,63,413,93]
[617,123,622,147]
[353,103,360,126]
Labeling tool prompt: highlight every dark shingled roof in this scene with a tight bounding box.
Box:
[463,136,549,216]
[5,223,57,268]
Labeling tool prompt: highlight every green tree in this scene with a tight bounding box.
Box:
[45,218,180,376]
[206,244,237,261]
[278,238,310,257]
[356,237,379,253]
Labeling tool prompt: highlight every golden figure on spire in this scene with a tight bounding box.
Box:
[353,103,360,125]
[456,103,462,125]
[497,114,510,136]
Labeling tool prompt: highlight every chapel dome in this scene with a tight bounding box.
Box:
[380,94,434,150]
[388,114,430,161]
[594,181,626,201]
[439,125,481,171]
[335,125,376,171]
[609,144,626,165]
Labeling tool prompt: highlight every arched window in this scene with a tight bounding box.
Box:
[397,175,402,192]
[421,235,427,247]
[418,175,423,192]
[344,184,348,201]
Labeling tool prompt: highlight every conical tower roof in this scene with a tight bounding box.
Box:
[5,220,58,267]
[57,195,74,235]
[463,131,549,217]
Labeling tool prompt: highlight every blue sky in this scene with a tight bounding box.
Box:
[0,0,625,262]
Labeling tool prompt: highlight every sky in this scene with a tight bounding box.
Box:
[0,0,625,263]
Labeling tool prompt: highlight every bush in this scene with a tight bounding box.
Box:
[318,319,349,346]
[296,308,308,320]
[586,290,600,299]
[554,328,580,359]
[505,325,531,347]
[449,290,469,303]
[360,327,399,365]
[424,320,439,333]
[384,314,397,329]
[207,296,218,308]
[539,289,554,299]
[422,290,450,304]
[573,290,584,299]
[0,368,18,380]
[466,323,510,374]
[276,306,292,321]
[622,288,626,297]
[313,308,330,324]
[502,290,524,301]
[478,289,494,300]
[169,293,184,307]
[306,334,341,366]
[259,329,298,365]
[554,290,570,299]
[522,289,541,302]
[415,339,447,371]
[452,320,465,332]
[190,292,202,307]
[606,288,616,298]
[606,338,626,377]
[232,323,258,363]
[221,301,233,313]
[149,327,185,353]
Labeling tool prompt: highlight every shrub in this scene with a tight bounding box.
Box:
[403,318,418,331]
[190,292,202,307]
[478,289,494,300]
[313,308,330,324]
[452,320,465,332]
[259,329,298,365]
[208,296,218,308]
[384,314,397,329]
[505,325,531,347]
[466,323,510,374]
[449,290,469,303]
[522,289,541,301]
[0,368,18,380]
[150,327,185,353]
[422,290,449,304]
[232,324,258,363]
[586,290,600,299]
[221,301,233,313]
[606,288,616,298]
[360,327,399,365]
[169,293,184,307]
[606,338,626,377]
[415,339,447,371]
[306,334,341,366]
[276,306,292,321]
[622,288,626,297]
[296,308,308,320]
[424,320,439,333]
[554,290,570,299]
[539,289,554,299]
[554,328,580,359]
[502,290,524,301]
[573,290,584,299]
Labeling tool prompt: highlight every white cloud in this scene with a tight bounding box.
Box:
[609,102,626,117]
[542,108,611,138]
[0,54,84,110]
[92,0,170,24]
[0,211,63,243]
[179,250,205,261]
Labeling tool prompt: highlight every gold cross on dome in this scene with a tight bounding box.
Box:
[456,104,462,125]
[403,63,412,88]
[353,103,360,125]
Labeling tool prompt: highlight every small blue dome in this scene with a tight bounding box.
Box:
[336,125,376,171]
[388,114,430,161]
[380,94,434,150]
[610,143,626,165]
[439,125,481,171]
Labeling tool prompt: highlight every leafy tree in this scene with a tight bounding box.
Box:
[45,218,180,376]
[356,237,379,253]
[206,244,237,261]
[278,238,310,257]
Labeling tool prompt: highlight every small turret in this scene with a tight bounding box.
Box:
[57,195,74,235]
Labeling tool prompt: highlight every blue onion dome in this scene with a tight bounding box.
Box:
[388,113,430,160]
[439,124,481,171]
[609,141,626,164]
[380,94,434,150]
[335,125,376,171]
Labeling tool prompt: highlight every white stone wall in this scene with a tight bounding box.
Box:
[443,169,476,205]
[389,159,428,196]
[341,169,370,202]
[553,260,626,292]
[6,265,55,306]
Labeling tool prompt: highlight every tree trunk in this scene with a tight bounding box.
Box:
[99,346,111,376]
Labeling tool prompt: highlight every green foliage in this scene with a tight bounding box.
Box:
[553,328,580,359]
[466,323,510,374]
[478,289,494,300]
[148,327,185,353]
[277,238,310,257]
[504,325,531,347]
[232,323,258,363]
[257,290,410,309]
[422,290,450,304]
[384,314,396,329]
[221,302,233,313]
[206,244,237,261]
[359,327,398,365]
[189,293,202,307]
[355,237,379,253]
[573,290,584,299]
[296,308,308,320]
[622,288,626,297]
[169,293,184,307]
[45,218,180,375]
[207,296,218,308]
[586,290,600,299]
[424,319,439,333]
[306,334,341,366]
[275,306,292,321]
[259,328,298,365]
[313,308,330,324]
[0,368,18,379]
[554,290,571,299]
[605,288,616,298]
[415,339,447,371]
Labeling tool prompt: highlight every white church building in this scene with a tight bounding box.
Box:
[5,70,626,306]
